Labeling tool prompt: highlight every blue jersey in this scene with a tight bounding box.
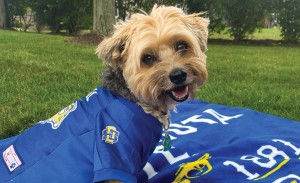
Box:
[138,100,300,183]
[0,87,162,183]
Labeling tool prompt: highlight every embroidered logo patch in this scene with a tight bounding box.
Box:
[3,145,22,172]
[39,102,77,129]
[102,126,120,144]
[173,153,212,183]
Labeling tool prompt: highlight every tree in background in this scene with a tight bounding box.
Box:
[4,0,300,42]
[0,0,9,29]
[7,0,33,32]
[93,0,115,36]
[29,0,92,34]
[185,0,225,34]
[61,0,93,34]
[116,0,181,21]
[30,0,63,33]
[277,0,300,42]
[178,0,271,40]
[219,0,271,41]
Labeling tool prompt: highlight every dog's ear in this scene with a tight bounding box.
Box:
[186,14,209,53]
[96,23,129,68]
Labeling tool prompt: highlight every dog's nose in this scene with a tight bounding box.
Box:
[169,69,187,84]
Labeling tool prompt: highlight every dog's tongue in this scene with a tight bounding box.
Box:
[172,86,188,99]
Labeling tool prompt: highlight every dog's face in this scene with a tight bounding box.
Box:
[97,5,209,110]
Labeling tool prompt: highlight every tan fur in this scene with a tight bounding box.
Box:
[98,4,209,183]
[96,5,209,126]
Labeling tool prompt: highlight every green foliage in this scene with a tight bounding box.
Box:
[116,0,181,20]
[7,0,92,33]
[60,0,93,34]
[30,0,92,34]
[30,0,62,33]
[185,0,225,34]
[5,0,300,39]
[277,0,300,42]
[7,0,32,31]
[7,0,28,17]
[184,0,274,40]
[219,0,270,40]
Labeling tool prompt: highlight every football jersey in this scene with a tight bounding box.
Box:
[138,100,300,183]
[0,87,162,183]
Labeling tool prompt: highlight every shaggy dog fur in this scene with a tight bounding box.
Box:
[96,5,209,130]
[97,6,209,182]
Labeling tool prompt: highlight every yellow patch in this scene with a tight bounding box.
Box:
[173,153,213,183]
[102,126,120,144]
[39,102,77,129]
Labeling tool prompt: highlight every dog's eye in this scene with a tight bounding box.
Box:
[119,44,125,52]
[175,41,188,51]
[142,54,156,65]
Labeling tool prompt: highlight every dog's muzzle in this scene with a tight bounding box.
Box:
[168,69,189,102]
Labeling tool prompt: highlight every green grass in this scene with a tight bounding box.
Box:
[210,28,282,40]
[1,29,300,139]
[0,30,101,138]
[198,44,300,121]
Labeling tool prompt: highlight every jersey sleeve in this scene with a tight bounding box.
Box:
[0,95,98,182]
[93,97,162,183]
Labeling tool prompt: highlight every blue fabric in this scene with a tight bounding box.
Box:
[0,87,162,183]
[2,92,299,183]
[138,100,300,183]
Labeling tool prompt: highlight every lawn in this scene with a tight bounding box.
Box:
[0,29,300,139]
[201,44,300,120]
[210,28,282,40]
[0,30,101,138]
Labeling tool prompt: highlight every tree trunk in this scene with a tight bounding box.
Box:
[93,0,115,36]
[0,0,8,29]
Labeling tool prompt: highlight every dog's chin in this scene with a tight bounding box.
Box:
[167,85,190,102]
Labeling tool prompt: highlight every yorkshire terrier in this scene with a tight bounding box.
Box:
[97,5,208,183]
[97,5,209,127]
[0,5,208,183]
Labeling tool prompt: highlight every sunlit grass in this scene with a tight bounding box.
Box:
[198,44,300,121]
[0,29,299,139]
[210,28,282,40]
[0,30,101,138]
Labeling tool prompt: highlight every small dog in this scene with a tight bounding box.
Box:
[97,5,209,126]
[98,5,208,182]
[0,5,208,183]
